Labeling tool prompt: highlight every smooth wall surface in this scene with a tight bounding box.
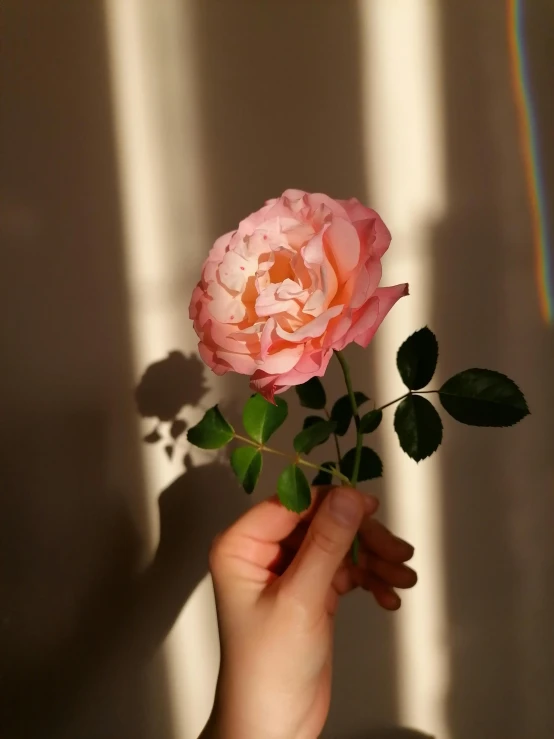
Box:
[1,2,553,739]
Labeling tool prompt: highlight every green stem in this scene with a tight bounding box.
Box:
[372,389,439,414]
[374,393,409,413]
[335,350,362,486]
[233,434,351,486]
[324,407,342,466]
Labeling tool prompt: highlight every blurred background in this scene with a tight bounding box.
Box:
[1,1,553,738]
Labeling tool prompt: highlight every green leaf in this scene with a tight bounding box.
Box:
[439,368,530,427]
[359,409,383,434]
[340,446,383,481]
[394,395,443,462]
[397,327,439,390]
[303,415,325,429]
[230,446,262,494]
[331,392,369,436]
[295,377,326,409]
[243,393,288,444]
[187,405,234,449]
[312,461,335,486]
[293,420,337,454]
[277,464,312,513]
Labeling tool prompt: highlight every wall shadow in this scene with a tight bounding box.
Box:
[0,1,175,737]
[434,2,554,738]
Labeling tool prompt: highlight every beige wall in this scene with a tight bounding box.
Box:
[1,2,553,739]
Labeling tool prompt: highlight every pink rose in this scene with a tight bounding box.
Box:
[189,189,408,401]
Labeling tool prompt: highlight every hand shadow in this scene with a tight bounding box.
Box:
[1,352,246,738]
[117,454,247,666]
[1,455,246,739]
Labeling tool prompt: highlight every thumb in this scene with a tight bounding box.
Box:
[280,486,370,612]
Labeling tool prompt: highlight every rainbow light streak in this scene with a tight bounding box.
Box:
[508,0,553,322]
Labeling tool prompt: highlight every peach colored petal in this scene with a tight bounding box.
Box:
[324,217,360,280]
[189,284,204,320]
[255,284,298,318]
[249,345,333,401]
[276,346,333,386]
[219,250,257,293]
[276,304,343,343]
[306,193,349,219]
[354,284,409,348]
[208,230,234,260]
[346,256,382,310]
[207,282,246,324]
[333,297,380,352]
[259,317,276,359]
[198,341,229,375]
[323,311,353,348]
[282,221,314,250]
[210,320,256,354]
[255,344,303,374]
[302,289,326,314]
[276,278,308,301]
[215,350,258,375]
[337,197,376,222]
[282,189,309,212]
[249,372,280,403]
[355,215,391,259]
[301,230,338,314]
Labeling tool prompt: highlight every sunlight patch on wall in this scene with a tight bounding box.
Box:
[104,1,220,737]
[357,1,450,737]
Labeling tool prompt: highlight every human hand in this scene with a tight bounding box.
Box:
[202,486,417,739]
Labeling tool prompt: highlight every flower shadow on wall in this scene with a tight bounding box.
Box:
[135,350,207,460]
[131,350,249,647]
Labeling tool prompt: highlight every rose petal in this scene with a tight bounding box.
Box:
[249,370,280,403]
[276,278,308,300]
[337,197,375,223]
[198,342,229,375]
[341,255,382,311]
[215,349,258,375]
[255,284,299,318]
[301,230,338,314]
[270,346,333,388]
[260,317,276,359]
[276,304,343,343]
[207,282,246,324]
[354,284,409,348]
[219,250,257,293]
[189,284,204,320]
[306,193,349,219]
[355,215,391,259]
[255,344,304,374]
[324,217,361,281]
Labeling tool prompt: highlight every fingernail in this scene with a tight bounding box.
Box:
[329,487,360,526]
